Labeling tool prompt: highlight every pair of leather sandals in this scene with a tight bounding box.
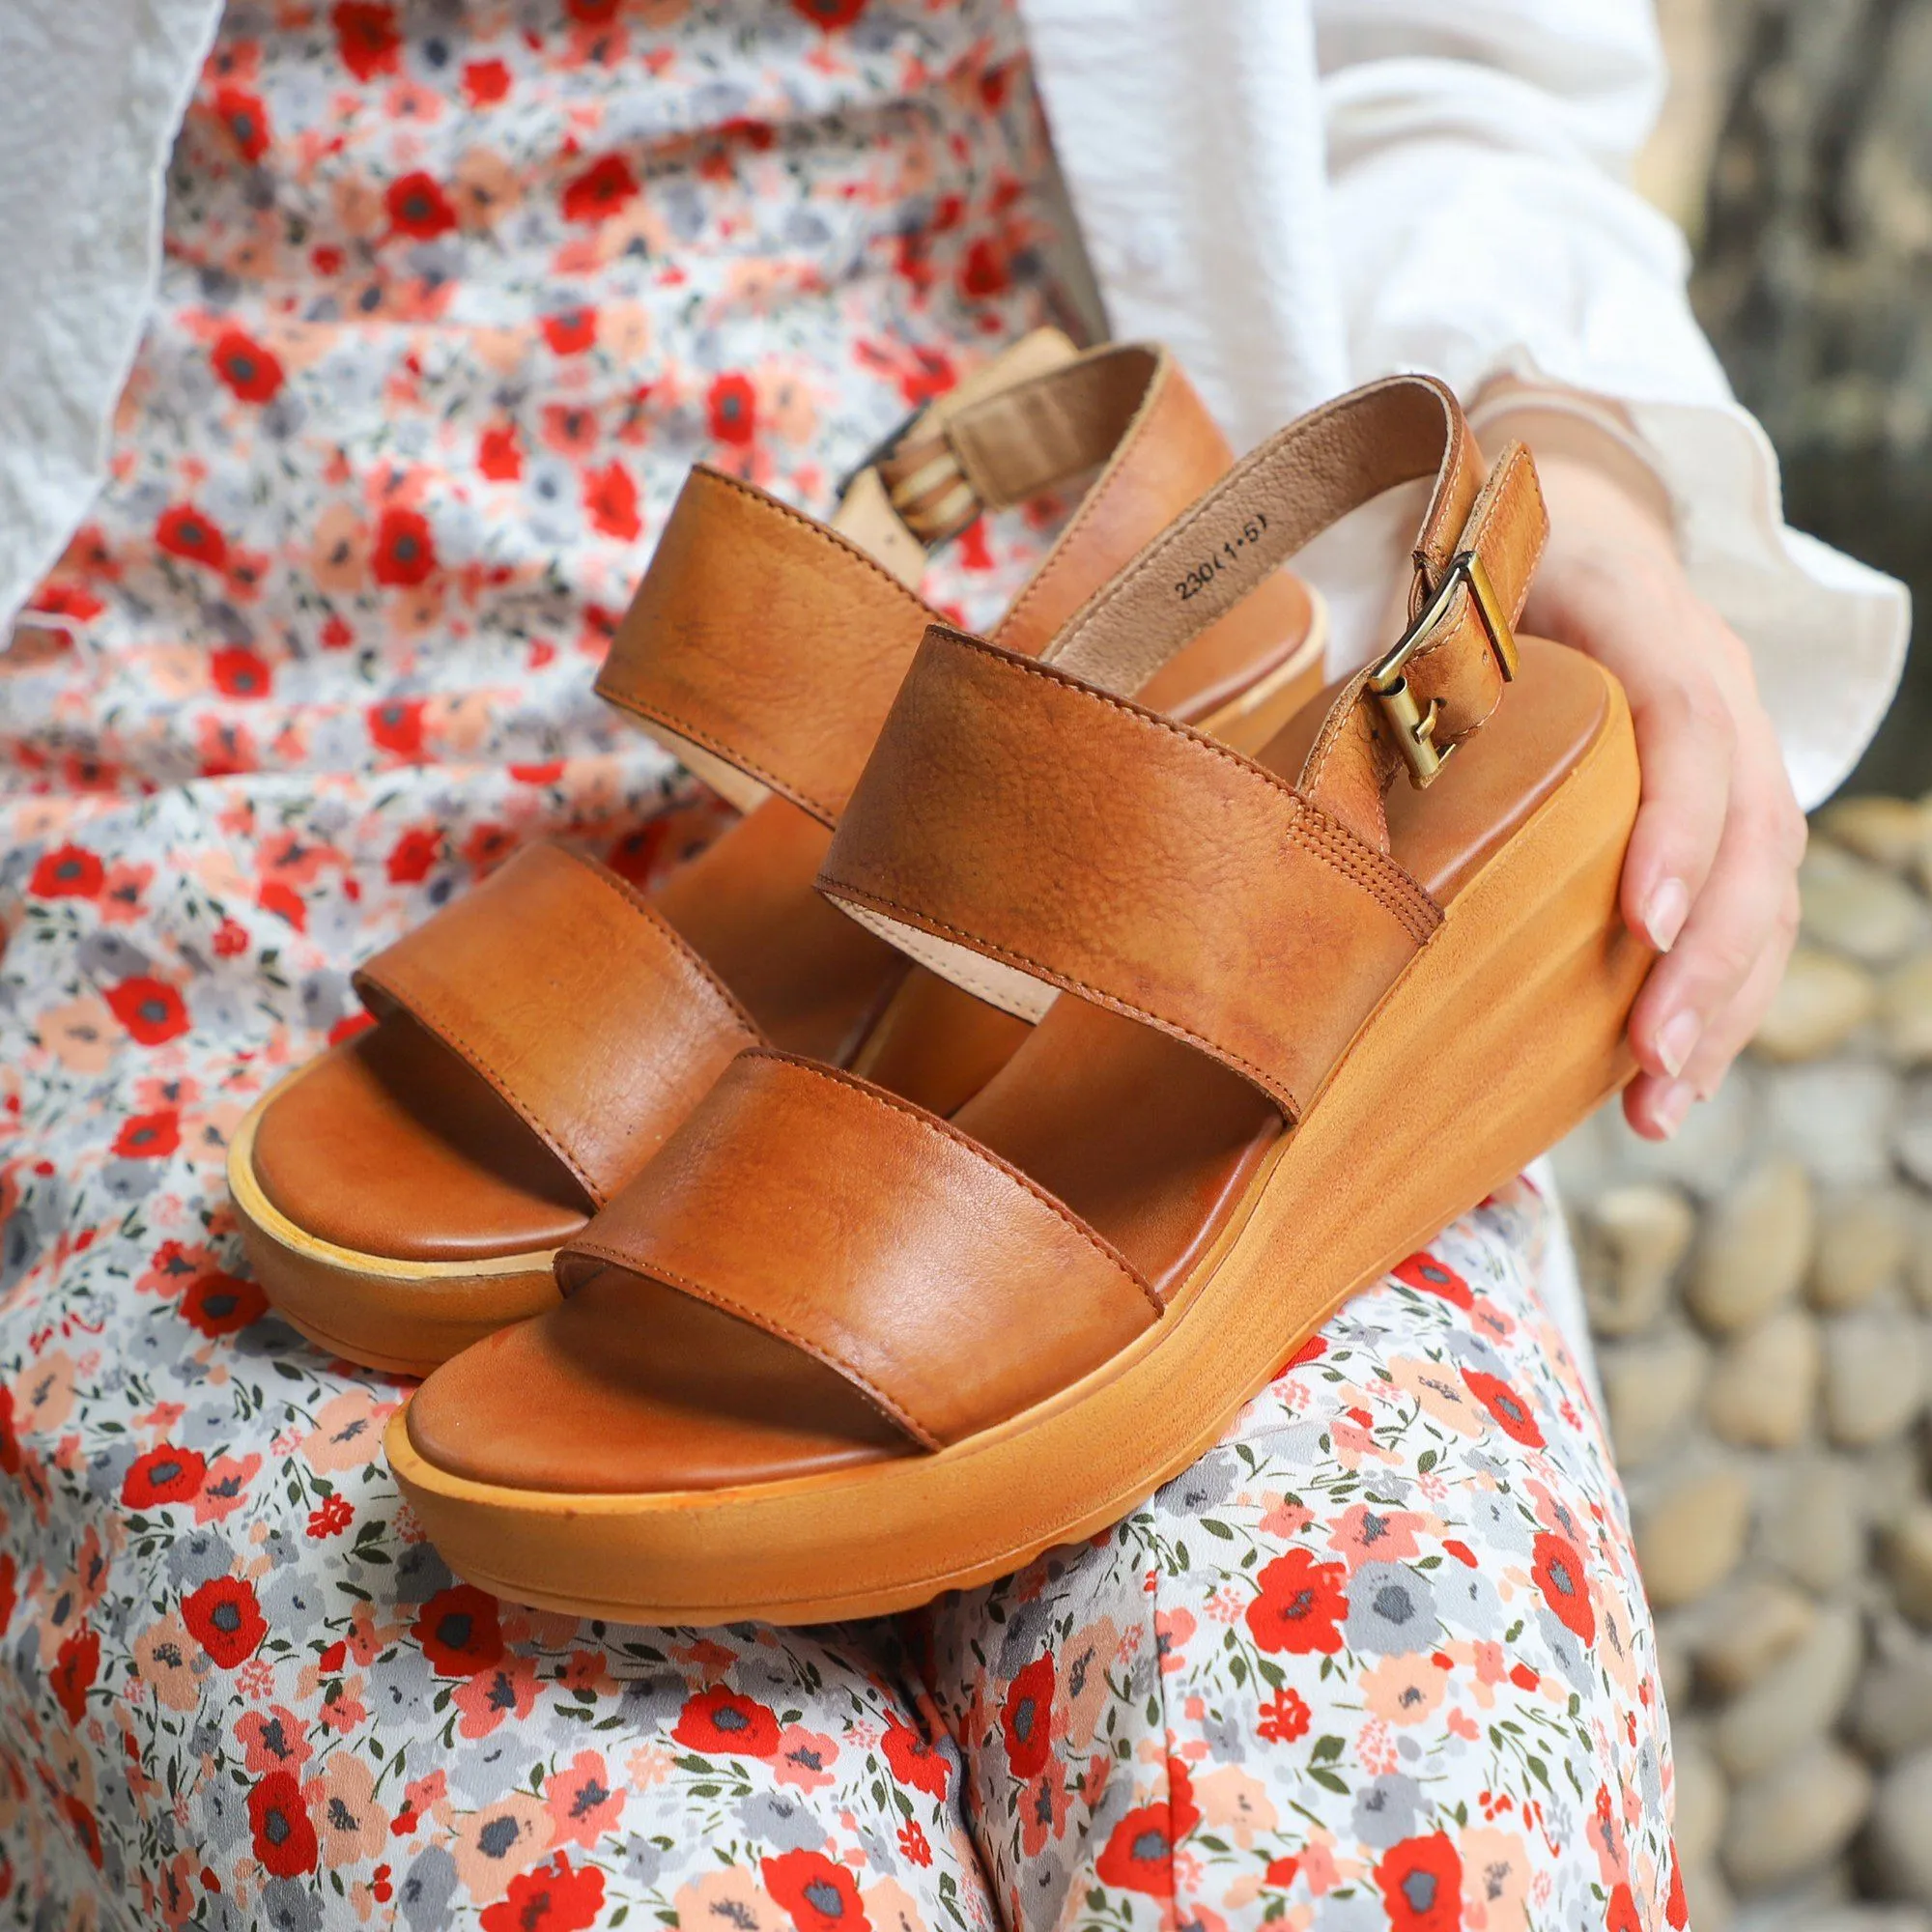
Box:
[232,336,1647,1626]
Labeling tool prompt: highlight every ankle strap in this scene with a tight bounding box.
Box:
[595,341,1246,826]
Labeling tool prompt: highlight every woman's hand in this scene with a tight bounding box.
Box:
[1519,453,1806,1140]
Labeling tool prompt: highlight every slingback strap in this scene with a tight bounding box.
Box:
[555,1050,1159,1449]
[594,342,1264,827]
[353,845,761,1207]
[817,628,1437,1121]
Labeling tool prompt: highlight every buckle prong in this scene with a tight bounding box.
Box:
[1367,549,1517,788]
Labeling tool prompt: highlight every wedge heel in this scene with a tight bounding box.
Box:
[385,661,1645,1626]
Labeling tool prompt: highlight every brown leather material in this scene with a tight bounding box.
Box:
[242,340,1327,1315]
[595,467,940,825]
[597,344,1285,829]
[352,844,762,1206]
[556,1050,1159,1449]
[404,635,1627,1501]
[818,627,1436,1121]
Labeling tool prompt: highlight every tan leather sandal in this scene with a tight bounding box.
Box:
[229,334,1328,1375]
[387,373,1652,1626]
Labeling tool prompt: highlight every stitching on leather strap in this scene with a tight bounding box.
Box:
[991,353,1165,649]
[558,1239,944,1451]
[596,687,841,827]
[753,1049,1165,1319]
[814,877,1307,1121]
[691,465,938,618]
[951,633,1441,941]
[562,847,766,1042]
[355,955,608,1205]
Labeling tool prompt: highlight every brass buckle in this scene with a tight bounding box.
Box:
[877,433,981,546]
[1367,549,1518,788]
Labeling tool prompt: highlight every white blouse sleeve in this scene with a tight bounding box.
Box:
[1315,0,1909,809]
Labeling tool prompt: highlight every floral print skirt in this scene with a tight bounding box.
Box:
[0,2,1679,1927]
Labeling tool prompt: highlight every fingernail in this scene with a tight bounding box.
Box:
[1644,878,1690,952]
[1650,1080,1694,1140]
[1656,1009,1701,1079]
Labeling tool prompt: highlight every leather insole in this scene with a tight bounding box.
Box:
[252,795,911,1261]
[409,639,1611,1490]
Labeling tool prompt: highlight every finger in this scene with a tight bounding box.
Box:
[1617,653,1736,952]
[1623,727,1804,1084]
[1624,901,1795,1139]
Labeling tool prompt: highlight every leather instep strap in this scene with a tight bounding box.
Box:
[595,342,1241,827]
[818,374,1548,1118]
[555,1050,1159,1449]
[817,628,1436,1122]
[354,844,761,1207]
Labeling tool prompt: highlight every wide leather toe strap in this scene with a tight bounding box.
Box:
[353,844,761,1206]
[554,1049,1161,1450]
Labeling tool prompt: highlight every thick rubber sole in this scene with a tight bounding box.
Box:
[387,664,1648,1626]
[228,1102,556,1378]
[228,609,1331,1379]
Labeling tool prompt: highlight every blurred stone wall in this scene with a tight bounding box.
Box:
[1672,0,1931,790]
[1552,6,1932,1924]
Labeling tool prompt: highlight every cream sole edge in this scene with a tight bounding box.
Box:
[227,1102,557,1378]
[387,664,1647,1628]
[224,609,1334,1374]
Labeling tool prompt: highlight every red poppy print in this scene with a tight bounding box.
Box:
[960,237,1009,298]
[0,1390,20,1478]
[385,826,442,884]
[1094,1803,1177,1897]
[29,845,104,898]
[1665,1852,1689,1929]
[671,1686,781,1758]
[1257,1685,1312,1743]
[212,84,270,162]
[1392,1250,1474,1307]
[790,0,868,25]
[211,646,272,699]
[369,696,428,757]
[211,329,284,404]
[247,1772,319,1879]
[60,1795,103,1868]
[1463,1367,1545,1447]
[331,2,402,83]
[541,310,598,355]
[706,373,757,447]
[762,1849,870,1932]
[386,171,458,240]
[0,1552,15,1631]
[371,507,438,586]
[1605,1883,1641,1932]
[880,1719,951,1800]
[412,1584,504,1678]
[582,461,640,541]
[560,154,639,223]
[113,1111,181,1159]
[105,977,190,1046]
[480,1855,606,1932]
[1000,1654,1055,1778]
[156,504,229,572]
[1532,1531,1597,1645]
[179,1269,267,1338]
[1377,1834,1463,1932]
[1244,1547,1350,1654]
[184,1577,268,1667]
[50,1626,100,1725]
[463,58,511,106]
[121,1444,208,1509]
[565,0,621,20]
[478,422,523,480]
